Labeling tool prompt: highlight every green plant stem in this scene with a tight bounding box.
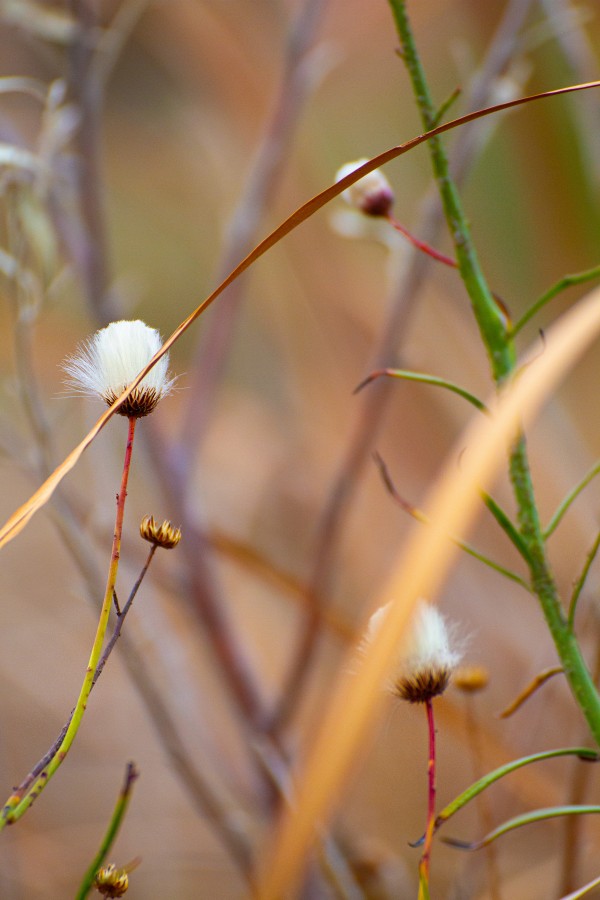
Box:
[76,761,139,900]
[509,437,600,740]
[388,0,513,383]
[1,416,137,827]
[388,0,600,747]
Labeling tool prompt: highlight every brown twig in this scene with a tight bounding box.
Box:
[178,0,328,466]
[140,0,330,750]
[143,426,270,734]
[66,0,117,324]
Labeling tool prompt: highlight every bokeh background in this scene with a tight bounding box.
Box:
[0,0,599,897]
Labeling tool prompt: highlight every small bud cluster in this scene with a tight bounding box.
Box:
[363,600,461,704]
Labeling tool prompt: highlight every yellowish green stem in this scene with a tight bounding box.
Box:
[1,416,137,826]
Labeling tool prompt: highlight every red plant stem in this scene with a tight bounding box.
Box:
[420,698,437,889]
[387,214,458,268]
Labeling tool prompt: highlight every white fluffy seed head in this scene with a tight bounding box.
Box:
[63,320,175,418]
[335,158,395,217]
[363,600,462,704]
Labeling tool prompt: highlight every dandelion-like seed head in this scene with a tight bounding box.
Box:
[140,515,182,550]
[363,600,461,704]
[63,320,175,418]
[335,158,395,217]
[94,864,129,898]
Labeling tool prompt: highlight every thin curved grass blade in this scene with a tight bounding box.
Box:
[435,748,598,830]
[443,805,600,851]
[354,368,488,413]
[0,80,598,551]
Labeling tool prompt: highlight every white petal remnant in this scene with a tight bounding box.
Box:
[335,158,395,217]
[363,601,461,704]
[63,319,175,418]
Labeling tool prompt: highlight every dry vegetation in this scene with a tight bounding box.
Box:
[0,1,599,898]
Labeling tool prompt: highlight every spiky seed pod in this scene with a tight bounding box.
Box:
[94,864,129,898]
[363,601,461,704]
[63,320,175,418]
[335,158,395,217]
[140,515,182,549]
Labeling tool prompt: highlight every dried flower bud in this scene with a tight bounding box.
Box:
[94,864,129,898]
[63,320,175,418]
[140,515,182,549]
[453,664,489,693]
[335,158,395,217]
[363,600,461,704]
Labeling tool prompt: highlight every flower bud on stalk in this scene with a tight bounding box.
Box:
[335,158,395,217]
[140,515,182,550]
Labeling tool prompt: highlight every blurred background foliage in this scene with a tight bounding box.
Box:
[0,0,599,897]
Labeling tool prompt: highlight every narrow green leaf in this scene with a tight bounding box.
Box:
[482,492,531,560]
[435,748,598,830]
[432,86,462,127]
[569,529,600,628]
[444,805,600,851]
[544,459,600,539]
[512,264,600,337]
[560,873,600,899]
[355,367,488,413]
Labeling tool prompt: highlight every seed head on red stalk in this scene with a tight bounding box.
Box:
[363,601,462,704]
[63,320,175,418]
